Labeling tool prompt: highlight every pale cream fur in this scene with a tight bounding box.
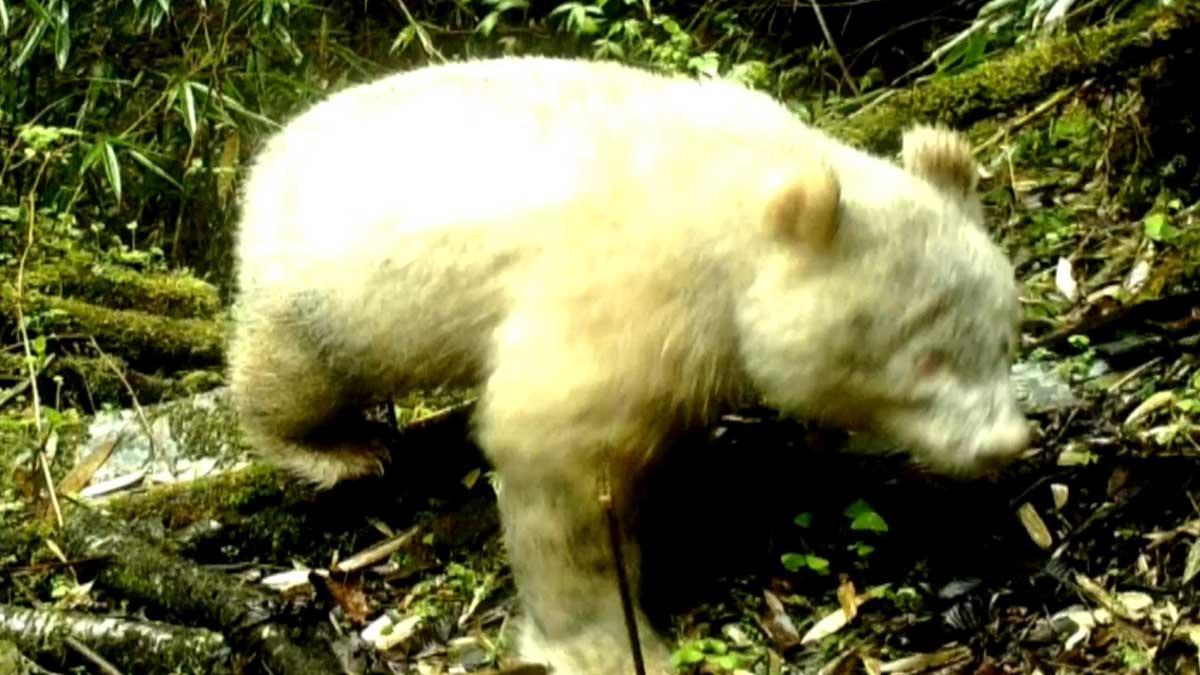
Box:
[228,56,1030,674]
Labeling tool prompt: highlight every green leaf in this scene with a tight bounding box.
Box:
[390,25,417,54]
[687,51,720,78]
[0,0,10,35]
[805,554,830,574]
[11,16,48,71]
[670,646,705,667]
[844,499,872,519]
[852,542,875,558]
[781,553,829,575]
[850,512,889,533]
[1143,212,1178,242]
[845,499,888,533]
[53,14,69,70]
[187,81,279,128]
[780,553,806,572]
[696,638,727,655]
[179,82,198,137]
[127,148,183,190]
[24,0,51,23]
[273,24,303,65]
[80,142,104,173]
[793,512,813,528]
[477,1,530,38]
[102,141,122,202]
[477,11,501,35]
[711,654,742,670]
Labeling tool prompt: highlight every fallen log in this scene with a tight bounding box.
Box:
[23,252,222,320]
[58,504,347,675]
[830,2,1200,152]
[0,285,225,371]
[0,603,232,674]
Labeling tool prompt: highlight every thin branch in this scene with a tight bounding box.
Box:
[806,0,860,97]
[599,469,645,675]
[973,82,1087,154]
[17,156,63,528]
[64,636,125,675]
[89,337,158,463]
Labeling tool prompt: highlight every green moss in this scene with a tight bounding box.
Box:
[1,285,226,370]
[827,3,1200,152]
[105,464,297,529]
[25,252,222,319]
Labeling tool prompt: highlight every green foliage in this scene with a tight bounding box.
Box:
[1143,211,1178,242]
[844,499,889,533]
[0,0,797,285]
[781,552,830,575]
[1061,334,1099,381]
[671,638,752,672]
[782,499,889,578]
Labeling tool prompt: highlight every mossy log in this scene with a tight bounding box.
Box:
[0,351,222,412]
[0,603,232,674]
[830,1,1200,152]
[0,285,225,371]
[58,503,347,675]
[24,254,222,320]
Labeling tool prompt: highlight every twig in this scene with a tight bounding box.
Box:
[973,82,1088,154]
[846,87,897,119]
[599,469,645,675]
[806,0,860,97]
[1107,357,1163,394]
[16,158,53,438]
[388,0,447,62]
[89,337,158,463]
[332,525,420,574]
[17,156,63,528]
[64,636,125,675]
[401,397,478,433]
[38,442,64,528]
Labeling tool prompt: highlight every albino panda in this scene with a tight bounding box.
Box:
[228,56,1030,674]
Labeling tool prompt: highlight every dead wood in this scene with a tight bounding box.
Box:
[830,2,1200,153]
[0,603,231,674]
[58,504,347,675]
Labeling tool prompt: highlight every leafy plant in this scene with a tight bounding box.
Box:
[671,638,751,672]
[781,500,889,577]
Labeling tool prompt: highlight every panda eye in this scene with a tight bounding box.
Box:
[916,350,948,377]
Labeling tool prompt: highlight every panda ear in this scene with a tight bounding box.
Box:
[765,162,840,250]
[901,124,979,198]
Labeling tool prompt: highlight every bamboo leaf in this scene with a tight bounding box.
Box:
[0,1,10,36]
[127,148,183,190]
[188,81,279,128]
[102,141,122,203]
[53,14,70,70]
[24,0,51,23]
[11,16,47,71]
[80,142,104,173]
[180,82,197,137]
